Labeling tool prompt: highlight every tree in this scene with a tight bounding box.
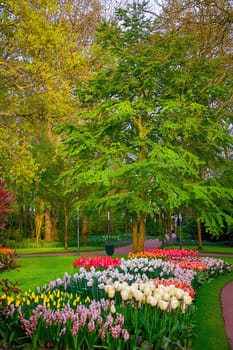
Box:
[58,2,232,252]
[0,0,103,243]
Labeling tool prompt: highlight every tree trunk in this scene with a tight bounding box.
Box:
[35,199,45,247]
[138,212,146,251]
[81,215,88,246]
[197,217,202,249]
[35,213,44,248]
[132,211,146,253]
[45,209,52,242]
[132,212,138,253]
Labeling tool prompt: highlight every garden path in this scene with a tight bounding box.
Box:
[18,239,233,349]
[221,281,233,350]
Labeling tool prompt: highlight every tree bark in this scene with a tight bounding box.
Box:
[81,215,88,246]
[35,199,45,247]
[45,209,52,242]
[35,213,44,248]
[132,211,146,253]
[197,217,202,249]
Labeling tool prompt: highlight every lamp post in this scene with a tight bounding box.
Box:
[77,209,80,255]
[105,210,114,256]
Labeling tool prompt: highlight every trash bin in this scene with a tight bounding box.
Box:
[105,243,114,256]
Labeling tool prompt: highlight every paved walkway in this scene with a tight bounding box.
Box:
[18,239,233,349]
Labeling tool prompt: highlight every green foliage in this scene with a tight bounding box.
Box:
[58,1,233,239]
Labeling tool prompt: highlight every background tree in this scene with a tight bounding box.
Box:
[0,0,103,243]
[158,0,233,247]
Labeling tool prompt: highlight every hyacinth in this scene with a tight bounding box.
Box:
[200,257,232,276]
[128,248,198,259]
[73,256,122,270]
[104,281,193,311]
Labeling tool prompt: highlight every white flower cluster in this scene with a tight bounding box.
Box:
[104,281,193,312]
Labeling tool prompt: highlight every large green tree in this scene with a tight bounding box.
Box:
[59,2,233,252]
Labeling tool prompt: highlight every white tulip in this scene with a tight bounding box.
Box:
[167,286,176,296]
[153,293,162,303]
[108,288,115,299]
[110,304,116,313]
[140,283,145,291]
[131,283,139,290]
[121,290,129,301]
[183,294,192,305]
[114,281,120,290]
[170,298,180,309]
[144,287,152,296]
[134,290,143,302]
[175,289,184,299]
[148,296,158,307]
[159,300,168,311]
[162,292,171,301]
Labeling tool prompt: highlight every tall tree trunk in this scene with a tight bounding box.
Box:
[138,212,146,251]
[35,199,45,247]
[197,217,202,249]
[132,212,138,253]
[132,211,146,253]
[45,209,52,242]
[35,213,43,248]
[81,215,88,246]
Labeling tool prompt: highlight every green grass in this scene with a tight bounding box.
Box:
[3,256,77,291]
[199,246,233,254]
[164,244,233,255]
[14,246,104,255]
[193,257,233,350]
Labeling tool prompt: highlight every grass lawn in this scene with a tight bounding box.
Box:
[2,252,233,349]
[4,256,77,291]
[193,257,233,350]
[164,244,233,255]
[14,246,104,255]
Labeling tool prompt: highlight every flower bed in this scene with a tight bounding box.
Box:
[0,249,232,349]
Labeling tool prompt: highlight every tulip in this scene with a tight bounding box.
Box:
[175,289,184,299]
[108,288,115,299]
[170,298,180,309]
[183,294,192,305]
[121,290,129,301]
[159,300,168,310]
